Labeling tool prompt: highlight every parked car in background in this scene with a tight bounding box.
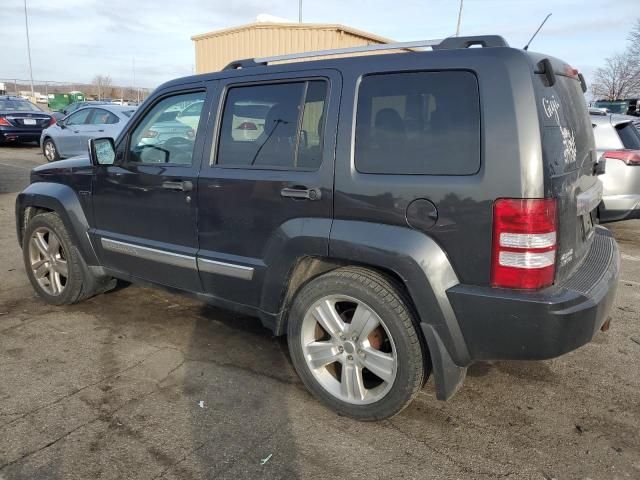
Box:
[0,95,54,145]
[40,105,137,161]
[591,111,640,222]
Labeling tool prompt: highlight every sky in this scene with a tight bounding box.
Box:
[1,0,638,90]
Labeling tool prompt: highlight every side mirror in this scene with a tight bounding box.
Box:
[88,137,116,166]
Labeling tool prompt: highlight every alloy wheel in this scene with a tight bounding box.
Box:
[44,141,56,161]
[28,227,68,296]
[300,295,397,405]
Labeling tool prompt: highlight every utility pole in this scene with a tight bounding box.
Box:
[23,0,35,97]
[299,0,302,23]
[455,0,464,37]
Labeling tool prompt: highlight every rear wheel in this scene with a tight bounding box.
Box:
[288,267,426,420]
[43,138,60,162]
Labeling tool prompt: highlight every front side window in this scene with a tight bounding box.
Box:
[128,92,205,165]
[216,80,327,170]
[65,108,92,126]
[355,71,481,175]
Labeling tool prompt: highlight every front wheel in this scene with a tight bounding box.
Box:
[287,267,427,420]
[23,212,101,305]
[43,138,60,162]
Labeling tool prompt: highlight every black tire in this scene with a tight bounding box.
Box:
[22,212,102,305]
[42,138,60,162]
[287,267,427,420]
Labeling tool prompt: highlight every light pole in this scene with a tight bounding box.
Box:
[455,0,464,37]
[23,0,35,97]
[299,0,302,23]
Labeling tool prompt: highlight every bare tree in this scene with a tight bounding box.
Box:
[629,19,640,62]
[92,74,113,100]
[590,19,640,100]
[590,52,640,100]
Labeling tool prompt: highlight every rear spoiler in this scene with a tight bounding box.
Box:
[534,57,587,92]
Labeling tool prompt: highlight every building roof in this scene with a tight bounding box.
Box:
[191,22,394,45]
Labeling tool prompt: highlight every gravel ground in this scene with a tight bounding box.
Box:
[0,144,639,480]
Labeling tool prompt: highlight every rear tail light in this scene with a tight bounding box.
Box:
[236,122,257,130]
[491,198,557,290]
[48,117,56,127]
[0,117,11,126]
[142,129,158,138]
[603,150,640,166]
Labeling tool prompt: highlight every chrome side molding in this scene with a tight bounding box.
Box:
[197,258,254,280]
[100,237,254,280]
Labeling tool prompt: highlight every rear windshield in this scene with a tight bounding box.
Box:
[122,109,136,118]
[616,122,640,149]
[538,76,593,173]
[0,99,42,112]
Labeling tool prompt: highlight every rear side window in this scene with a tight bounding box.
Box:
[616,122,640,150]
[355,71,480,175]
[91,109,119,125]
[216,80,328,170]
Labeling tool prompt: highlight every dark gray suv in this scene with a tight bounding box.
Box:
[15,36,620,420]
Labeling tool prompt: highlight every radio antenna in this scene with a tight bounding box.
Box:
[524,13,552,51]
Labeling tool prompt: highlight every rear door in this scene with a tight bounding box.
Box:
[196,70,340,309]
[535,67,600,282]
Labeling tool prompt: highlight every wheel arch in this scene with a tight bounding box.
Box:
[274,220,472,401]
[16,182,100,266]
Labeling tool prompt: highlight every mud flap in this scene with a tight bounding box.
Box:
[421,323,468,400]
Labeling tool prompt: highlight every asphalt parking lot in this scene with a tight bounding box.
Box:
[0,145,639,480]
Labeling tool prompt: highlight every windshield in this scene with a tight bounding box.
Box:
[0,99,42,112]
[593,101,628,114]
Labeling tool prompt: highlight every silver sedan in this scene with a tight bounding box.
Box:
[591,111,640,222]
[40,105,137,161]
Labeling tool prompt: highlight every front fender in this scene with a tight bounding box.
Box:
[15,182,100,265]
[329,220,470,399]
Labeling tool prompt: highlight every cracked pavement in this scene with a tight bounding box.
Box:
[0,145,639,479]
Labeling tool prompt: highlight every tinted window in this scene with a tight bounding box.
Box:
[128,92,205,165]
[616,122,640,150]
[216,80,327,170]
[65,108,92,125]
[90,109,119,125]
[355,71,480,175]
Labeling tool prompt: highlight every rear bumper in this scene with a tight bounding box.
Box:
[448,227,620,361]
[600,194,640,222]
[0,127,43,143]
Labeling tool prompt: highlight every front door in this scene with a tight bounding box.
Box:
[57,108,93,157]
[197,71,340,310]
[91,87,209,291]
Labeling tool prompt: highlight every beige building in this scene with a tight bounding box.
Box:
[191,22,396,73]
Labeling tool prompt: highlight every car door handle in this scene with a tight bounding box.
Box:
[280,186,321,200]
[162,180,193,192]
[73,130,79,134]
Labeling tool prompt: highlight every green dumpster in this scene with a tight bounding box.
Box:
[68,91,85,103]
[47,93,71,112]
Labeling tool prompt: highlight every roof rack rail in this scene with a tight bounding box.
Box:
[223,35,509,70]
